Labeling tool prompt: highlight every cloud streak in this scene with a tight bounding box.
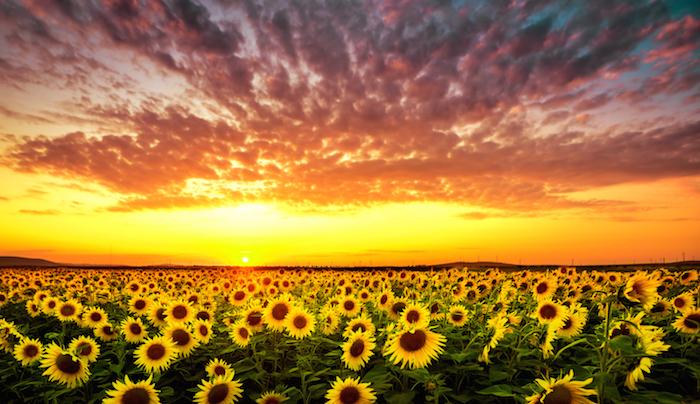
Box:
[0,0,698,215]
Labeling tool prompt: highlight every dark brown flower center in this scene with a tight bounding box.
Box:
[399,329,427,352]
[147,344,166,360]
[121,387,150,404]
[208,383,229,404]
[272,303,289,320]
[214,365,226,375]
[172,305,188,319]
[156,308,166,321]
[351,323,366,332]
[684,314,700,330]
[539,304,557,319]
[130,284,140,292]
[134,300,146,310]
[90,312,103,322]
[77,342,92,356]
[542,385,572,404]
[339,386,360,404]
[24,344,39,357]
[536,283,548,294]
[238,327,249,339]
[234,291,246,301]
[391,302,406,316]
[60,304,75,317]
[380,295,388,305]
[171,329,190,346]
[406,310,420,323]
[344,300,355,311]
[674,298,686,308]
[130,323,142,335]
[199,325,209,336]
[56,353,81,374]
[651,302,665,313]
[349,339,365,357]
[561,317,573,330]
[293,315,307,329]
[247,311,263,326]
[197,311,211,321]
[451,313,463,322]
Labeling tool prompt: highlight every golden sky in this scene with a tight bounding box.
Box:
[1,0,699,266]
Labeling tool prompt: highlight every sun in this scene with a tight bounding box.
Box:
[242,257,249,263]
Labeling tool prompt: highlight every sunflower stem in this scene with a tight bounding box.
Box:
[598,301,613,404]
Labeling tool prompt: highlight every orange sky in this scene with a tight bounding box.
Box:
[1,0,699,266]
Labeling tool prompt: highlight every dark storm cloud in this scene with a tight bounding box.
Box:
[1,0,699,213]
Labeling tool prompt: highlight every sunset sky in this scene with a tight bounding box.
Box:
[1,0,699,267]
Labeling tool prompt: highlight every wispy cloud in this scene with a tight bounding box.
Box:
[18,209,61,215]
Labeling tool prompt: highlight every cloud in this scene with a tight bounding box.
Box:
[0,196,8,201]
[0,0,698,215]
[18,209,61,215]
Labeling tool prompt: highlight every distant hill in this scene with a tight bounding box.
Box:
[0,256,63,267]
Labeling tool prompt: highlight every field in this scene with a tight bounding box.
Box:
[1,266,699,404]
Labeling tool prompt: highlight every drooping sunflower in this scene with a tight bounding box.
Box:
[263,298,294,332]
[148,304,169,328]
[399,303,431,329]
[165,300,195,324]
[205,358,233,378]
[284,307,316,339]
[103,375,160,404]
[193,373,243,404]
[342,314,376,338]
[68,335,101,363]
[242,305,265,332]
[325,376,376,404]
[256,391,288,404]
[672,309,700,334]
[680,270,698,285]
[625,357,653,391]
[622,272,661,310]
[40,343,91,388]
[163,323,199,357]
[134,335,178,373]
[13,337,44,366]
[649,299,672,319]
[94,322,120,342]
[384,327,446,369]
[526,370,596,404]
[341,331,376,371]
[121,317,149,343]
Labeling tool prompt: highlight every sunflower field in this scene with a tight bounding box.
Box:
[1,266,699,404]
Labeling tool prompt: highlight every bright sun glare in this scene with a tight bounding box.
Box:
[242,256,249,263]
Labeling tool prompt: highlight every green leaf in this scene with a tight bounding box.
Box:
[656,392,684,404]
[608,335,634,354]
[489,365,510,382]
[160,386,174,397]
[477,384,514,397]
[234,358,257,373]
[402,367,430,383]
[109,363,124,374]
[384,390,416,404]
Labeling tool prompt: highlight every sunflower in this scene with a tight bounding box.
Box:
[341,331,376,371]
[284,307,316,339]
[680,270,698,285]
[672,309,700,334]
[447,305,468,327]
[134,335,178,373]
[533,300,567,327]
[13,337,44,366]
[121,317,149,343]
[343,314,376,338]
[556,309,587,339]
[338,296,362,318]
[325,376,376,404]
[357,289,372,302]
[41,296,59,314]
[649,299,672,319]
[526,370,596,404]
[83,307,109,328]
[387,300,408,321]
[25,300,41,317]
[193,319,214,344]
[194,373,243,404]
[625,357,653,391]
[263,298,294,332]
[320,307,341,336]
[164,323,199,357]
[128,295,153,316]
[69,335,101,363]
[622,272,661,310]
[242,306,265,332]
[165,300,195,324]
[671,292,696,313]
[229,321,252,347]
[384,327,446,369]
[55,299,82,322]
[40,343,91,388]
[206,358,233,378]
[533,278,555,301]
[256,391,288,404]
[399,303,431,329]
[377,290,394,311]
[94,322,120,342]
[104,375,160,404]
[148,304,169,329]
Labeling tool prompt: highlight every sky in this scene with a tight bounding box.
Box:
[0,0,699,267]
